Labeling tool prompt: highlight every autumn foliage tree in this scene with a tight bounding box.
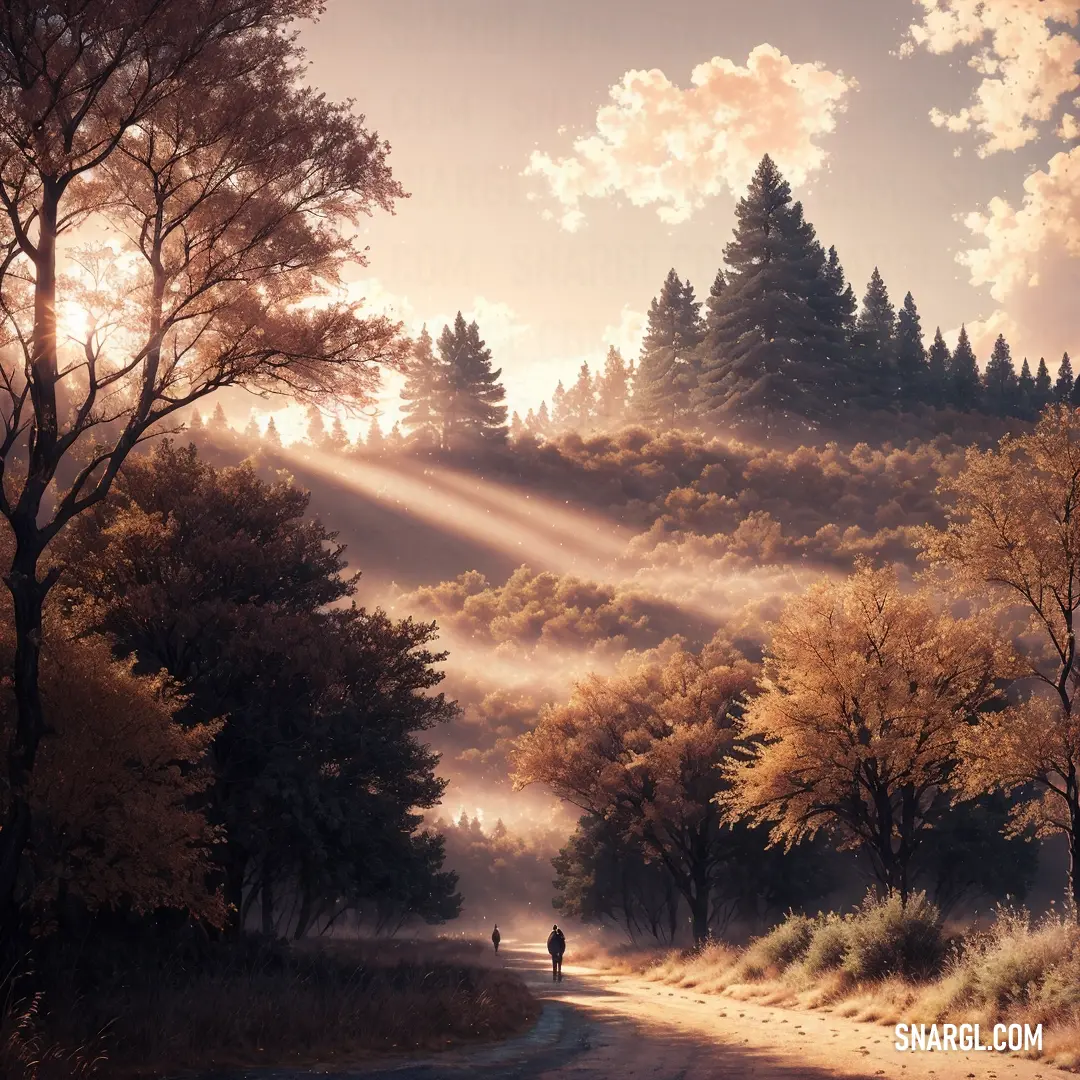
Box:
[0,0,408,928]
[511,639,759,944]
[919,405,1080,915]
[0,529,219,930]
[722,563,1016,903]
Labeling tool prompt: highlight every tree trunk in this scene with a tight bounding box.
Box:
[223,847,247,937]
[261,874,275,938]
[0,181,61,940]
[1069,799,1080,921]
[0,548,48,938]
[294,883,313,940]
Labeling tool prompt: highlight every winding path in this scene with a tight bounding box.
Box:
[209,946,1072,1080]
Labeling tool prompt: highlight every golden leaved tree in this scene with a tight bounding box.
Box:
[721,563,1016,903]
[0,529,220,929]
[511,640,757,945]
[919,405,1080,913]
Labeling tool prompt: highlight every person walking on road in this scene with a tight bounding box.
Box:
[547,923,566,982]
[492,924,501,953]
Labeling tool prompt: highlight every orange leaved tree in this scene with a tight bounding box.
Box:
[511,640,757,945]
[0,1,407,927]
[919,405,1080,914]
[721,563,1016,903]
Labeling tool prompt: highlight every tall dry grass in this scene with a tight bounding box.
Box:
[571,895,1080,1067]
[28,935,538,1078]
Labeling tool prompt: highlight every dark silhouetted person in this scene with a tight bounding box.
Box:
[547,923,566,981]
[492,925,501,953]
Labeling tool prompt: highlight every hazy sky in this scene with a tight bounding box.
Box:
[286,0,1080,427]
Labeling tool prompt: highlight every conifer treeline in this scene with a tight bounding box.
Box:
[515,156,1073,437]
[399,313,509,448]
[214,154,1075,451]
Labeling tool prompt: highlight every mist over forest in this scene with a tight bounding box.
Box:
[169,156,1076,943]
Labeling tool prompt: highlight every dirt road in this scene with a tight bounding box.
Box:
[222,946,1073,1080]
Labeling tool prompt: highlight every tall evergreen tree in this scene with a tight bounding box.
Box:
[524,408,538,434]
[925,327,950,406]
[327,416,349,452]
[264,416,281,448]
[695,156,849,427]
[1017,359,1036,420]
[894,292,927,408]
[209,402,229,431]
[305,405,327,448]
[536,400,551,435]
[400,326,445,448]
[1055,352,1075,403]
[551,380,570,431]
[982,334,1019,417]
[703,268,727,336]
[386,421,405,452]
[852,268,896,408]
[816,246,858,337]
[438,314,509,448]
[510,411,524,438]
[565,361,596,430]
[635,269,702,428]
[243,414,259,440]
[366,417,385,452]
[1071,376,1080,408]
[595,346,631,429]
[1034,358,1053,413]
[189,408,204,432]
[950,326,981,411]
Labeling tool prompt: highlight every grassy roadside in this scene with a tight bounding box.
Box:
[571,894,1080,1070]
[2,936,539,1080]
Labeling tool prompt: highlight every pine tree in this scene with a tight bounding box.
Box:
[565,362,595,430]
[243,414,260,440]
[536,400,551,435]
[595,346,631,429]
[327,416,349,451]
[852,268,896,408]
[1017,359,1036,420]
[1055,352,1075,403]
[695,156,850,427]
[982,334,1019,417]
[189,408,204,432]
[894,292,927,409]
[264,416,281,448]
[551,380,570,431]
[209,402,229,431]
[1034,358,1053,413]
[817,246,858,336]
[510,411,524,438]
[386,421,405,452]
[366,417,385,453]
[305,405,327,447]
[950,326,981,411]
[925,327,950,406]
[1071,377,1080,408]
[438,314,509,448]
[400,325,445,448]
[634,269,703,428]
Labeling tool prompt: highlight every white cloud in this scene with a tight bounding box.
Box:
[602,306,648,360]
[945,308,1021,360]
[957,147,1080,362]
[960,148,1080,301]
[906,0,1080,155]
[524,45,856,230]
